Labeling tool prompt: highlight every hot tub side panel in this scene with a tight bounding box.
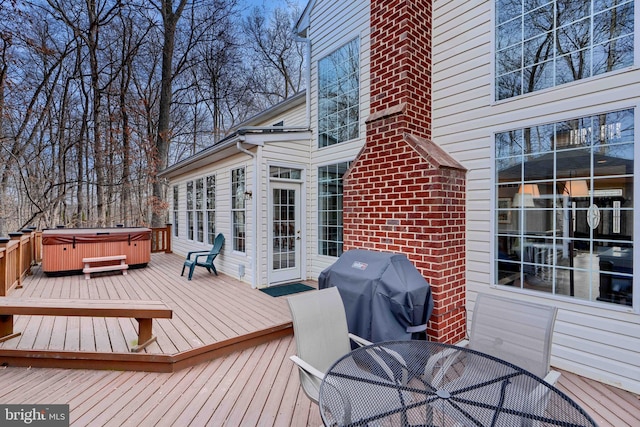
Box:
[41,228,151,274]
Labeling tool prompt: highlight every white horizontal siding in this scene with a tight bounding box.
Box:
[306,0,371,279]
[252,100,307,128]
[433,0,640,394]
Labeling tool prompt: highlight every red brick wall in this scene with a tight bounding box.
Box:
[369,0,433,139]
[342,0,466,343]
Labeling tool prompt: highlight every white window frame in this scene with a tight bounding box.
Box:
[318,37,360,148]
[231,167,246,253]
[318,161,350,257]
[206,174,216,245]
[195,178,204,242]
[172,185,179,237]
[186,181,194,241]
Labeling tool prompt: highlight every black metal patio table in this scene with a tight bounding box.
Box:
[319,340,597,427]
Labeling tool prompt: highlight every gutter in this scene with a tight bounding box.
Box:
[236,138,258,289]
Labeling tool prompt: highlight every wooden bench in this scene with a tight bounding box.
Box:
[0,298,173,352]
[83,255,128,280]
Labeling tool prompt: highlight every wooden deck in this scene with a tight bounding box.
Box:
[0,253,638,426]
[0,253,295,371]
[0,337,638,426]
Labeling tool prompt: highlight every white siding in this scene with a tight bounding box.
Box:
[306,0,371,279]
[257,137,312,287]
[252,99,308,128]
[433,0,640,393]
[169,153,255,285]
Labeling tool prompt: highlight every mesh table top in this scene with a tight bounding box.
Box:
[319,340,597,427]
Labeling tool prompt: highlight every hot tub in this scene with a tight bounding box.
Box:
[41,227,151,275]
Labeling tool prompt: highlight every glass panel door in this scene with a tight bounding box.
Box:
[269,182,302,284]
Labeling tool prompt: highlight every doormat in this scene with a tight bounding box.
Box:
[259,283,315,297]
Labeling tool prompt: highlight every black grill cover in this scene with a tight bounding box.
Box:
[318,249,433,342]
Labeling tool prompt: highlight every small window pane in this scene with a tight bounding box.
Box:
[497,0,522,25]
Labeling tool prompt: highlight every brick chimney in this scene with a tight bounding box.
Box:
[342,0,467,343]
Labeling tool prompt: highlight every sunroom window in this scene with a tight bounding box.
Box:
[495,0,634,100]
[172,185,179,237]
[195,178,204,242]
[495,108,634,306]
[186,181,194,241]
[231,168,246,253]
[206,175,216,245]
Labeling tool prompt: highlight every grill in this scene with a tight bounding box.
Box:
[319,249,433,342]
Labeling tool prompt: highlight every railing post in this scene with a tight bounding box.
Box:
[24,227,38,267]
[9,232,24,289]
[34,230,43,263]
[21,229,34,274]
[0,238,9,296]
[165,223,172,254]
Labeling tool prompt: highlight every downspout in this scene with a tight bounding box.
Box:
[237,137,258,289]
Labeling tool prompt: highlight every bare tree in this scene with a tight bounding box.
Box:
[0,0,305,233]
[243,3,305,107]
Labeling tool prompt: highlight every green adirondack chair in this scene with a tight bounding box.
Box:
[181,233,225,280]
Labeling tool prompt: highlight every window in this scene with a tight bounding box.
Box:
[495,108,634,307]
[270,166,302,180]
[186,181,194,240]
[318,162,350,257]
[172,185,179,237]
[495,0,634,100]
[318,38,360,147]
[231,168,246,253]
[195,178,204,242]
[206,175,216,244]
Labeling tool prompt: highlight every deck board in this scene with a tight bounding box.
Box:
[0,253,292,357]
[0,335,637,426]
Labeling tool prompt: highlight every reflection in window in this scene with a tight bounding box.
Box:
[232,168,246,253]
[186,181,194,240]
[206,175,215,244]
[195,178,204,242]
[495,109,634,307]
[495,0,634,100]
[318,162,350,257]
[318,38,359,147]
[173,185,179,237]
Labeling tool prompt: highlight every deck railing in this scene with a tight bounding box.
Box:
[151,224,173,254]
[0,228,38,296]
[0,239,19,296]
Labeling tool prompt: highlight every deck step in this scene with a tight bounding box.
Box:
[83,255,129,279]
[82,255,127,263]
[83,264,129,274]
